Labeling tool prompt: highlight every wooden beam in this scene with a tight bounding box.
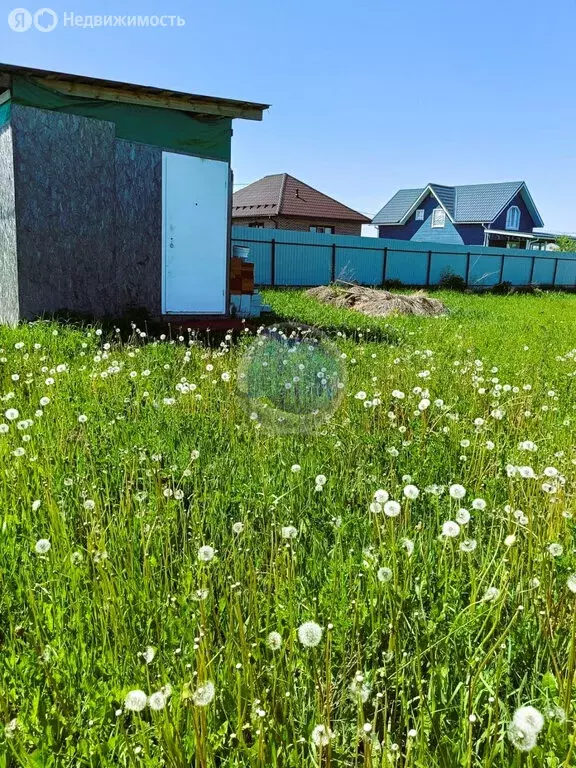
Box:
[0,90,11,105]
[40,77,265,120]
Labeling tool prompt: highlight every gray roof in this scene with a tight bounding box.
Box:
[373,182,544,227]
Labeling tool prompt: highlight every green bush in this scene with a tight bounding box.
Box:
[438,269,467,291]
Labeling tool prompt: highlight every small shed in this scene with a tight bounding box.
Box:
[0,63,269,324]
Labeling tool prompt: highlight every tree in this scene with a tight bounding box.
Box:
[554,235,576,252]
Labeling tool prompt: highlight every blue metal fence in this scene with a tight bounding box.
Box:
[232,226,576,288]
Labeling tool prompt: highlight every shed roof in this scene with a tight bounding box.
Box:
[373,181,544,228]
[232,173,371,222]
[0,62,269,120]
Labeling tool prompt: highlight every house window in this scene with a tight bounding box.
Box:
[415,209,425,221]
[431,208,446,228]
[506,205,521,231]
[248,222,264,228]
[309,225,334,234]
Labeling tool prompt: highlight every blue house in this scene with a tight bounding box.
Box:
[372,182,555,249]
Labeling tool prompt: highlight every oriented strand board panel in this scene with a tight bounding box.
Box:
[0,124,19,324]
[114,140,163,315]
[11,105,117,319]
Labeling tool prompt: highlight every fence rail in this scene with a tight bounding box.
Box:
[231,226,576,289]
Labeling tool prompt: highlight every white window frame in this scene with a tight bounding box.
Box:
[506,205,520,231]
[415,209,425,221]
[431,208,446,228]
[309,225,334,234]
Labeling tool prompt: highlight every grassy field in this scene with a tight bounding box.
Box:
[0,289,575,767]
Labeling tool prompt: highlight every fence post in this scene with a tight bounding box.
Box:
[331,242,336,283]
[381,247,388,286]
[465,252,471,285]
[270,238,276,287]
[529,254,536,285]
[426,251,432,287]
[552,257,559,287]
[499,254,505,284]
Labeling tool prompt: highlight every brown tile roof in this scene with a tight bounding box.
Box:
[232,173,371,223]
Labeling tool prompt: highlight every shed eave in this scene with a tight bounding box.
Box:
[0,62,270,121]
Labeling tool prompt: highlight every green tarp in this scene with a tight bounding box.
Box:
[6,76,232,160]
[0,100,10,129]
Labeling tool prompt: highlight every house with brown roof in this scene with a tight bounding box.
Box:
[232,173,371,235]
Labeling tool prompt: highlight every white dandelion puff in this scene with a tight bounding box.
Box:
[401,538,415,556]
[384,500,401,518]
[311,724,333,747]
[441,521,460,538]
[297,621,323,648]
[548,543,563,557]
[512,706,544,737]
[507,723,537,752]
[377,567,393,583]
[482,586,500,602]
[459,539,477,553]
[266,631,282,650]
[567,574,576,593]
[198,545,215,562]
[148,691,167,711]
[456,508,470,525]
[449,484,466,500]
[281,525,298,540]
[192,681,215,707]
[34,538,51,554]
[124,690,148,712]
[142,646,155,664]
[403,485,419,500]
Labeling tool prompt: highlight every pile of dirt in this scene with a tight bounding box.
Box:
[306,284,448,317]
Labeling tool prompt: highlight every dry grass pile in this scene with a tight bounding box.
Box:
[306,283,448,317]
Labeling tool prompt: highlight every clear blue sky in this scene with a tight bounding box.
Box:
[2,0,575,232]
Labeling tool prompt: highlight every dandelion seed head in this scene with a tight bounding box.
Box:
[456,508,470,524]
[34,538,51,554]
[142,646,155,664]
[449,484,466,500]
[198,545,215,562]
[384,500,401,518]
[512,706,544,736]
[266,631,282,650]
[441,521,460,538]
[192,681,215,707]
[548,543,563,557]
[124,690,148,712]
[297,621,323,648]
[281,525,298,540]
[377,566,393,583]
[403,484,419,500]
[311,724,333,747]
[148,691,167,710]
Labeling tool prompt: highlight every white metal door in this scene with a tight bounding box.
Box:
[162,152,229,314]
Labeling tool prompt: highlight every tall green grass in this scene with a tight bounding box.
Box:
[0,290,575,767]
